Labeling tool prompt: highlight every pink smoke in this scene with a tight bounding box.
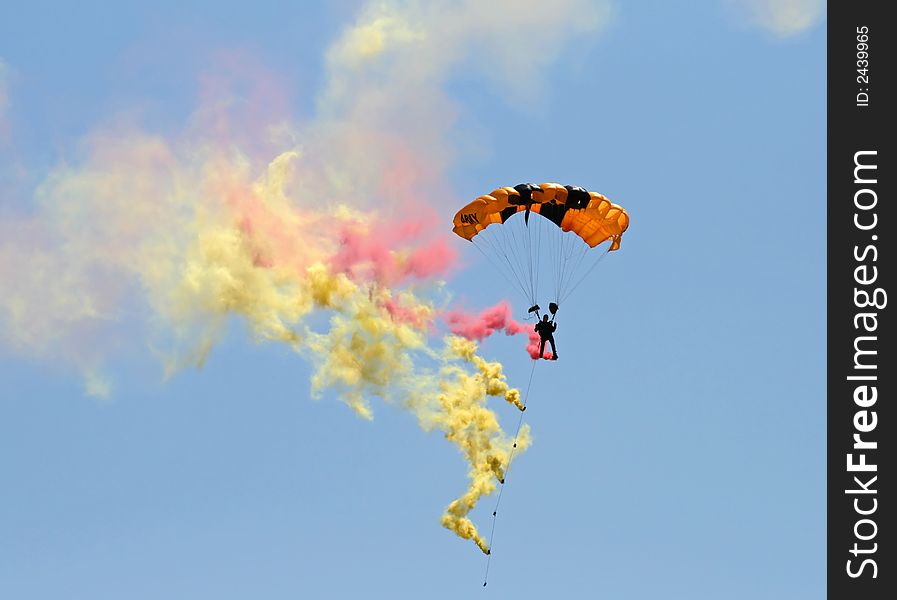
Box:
[383,297,434,330]
[329,218,456,286]
[195,49,295,160]
[445,301,524,340]
[445,301,554,360]
[525,330,553,360]
[221,175,329,274]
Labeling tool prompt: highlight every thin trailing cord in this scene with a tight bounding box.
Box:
[482,359,538,587]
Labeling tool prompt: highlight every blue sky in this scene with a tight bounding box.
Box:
[1,1,825,598]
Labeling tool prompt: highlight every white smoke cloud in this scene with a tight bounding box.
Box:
[732,0,825,37]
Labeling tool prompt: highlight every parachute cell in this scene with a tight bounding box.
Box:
[452,182,629,308]
[452,182,629,250]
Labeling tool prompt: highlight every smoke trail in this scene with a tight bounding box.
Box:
[0,0,610,552]
[447,300,554,360]
[445,301,527,341]
[1,139,526,551]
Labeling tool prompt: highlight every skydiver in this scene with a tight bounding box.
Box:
[534,314,558,360]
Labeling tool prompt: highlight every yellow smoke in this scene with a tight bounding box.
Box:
[163,185,532,552]
[0,133,531,550]
[1,0,611,551]
[431,337,532,553]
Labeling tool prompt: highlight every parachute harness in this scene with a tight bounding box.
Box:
[482,358,538,587]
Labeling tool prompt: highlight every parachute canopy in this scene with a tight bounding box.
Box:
[452,182,629,250]
[452,183,629,308]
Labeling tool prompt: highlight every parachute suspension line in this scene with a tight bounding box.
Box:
[557,226,571,302]
[558,260,576,302]
[482,358,538,588]
[522,216,531,302]
[551,226,569,304]
[518,215,536,305]
[514,218,537,306]
[554,221,565,304]
[558,243,589,302]
[547,218,557,302]
[559,244,612,305]
[534,212,544,307]
[488,230,531,303]
[469,213,616,314]
[483,224,513,287]
[475,218,533,306]
[557,224,566,302]
[527,214,539,305]
[473,236,510,294]
[499,215,536,306]
[471,237,530,303]
[555,232,591,304]
[561,232,580,291]
[516,217,535,306]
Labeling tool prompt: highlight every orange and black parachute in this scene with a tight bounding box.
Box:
[452,183,629,307]
[452,182,629,250]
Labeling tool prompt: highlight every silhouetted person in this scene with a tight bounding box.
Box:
[534,314,557,360]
